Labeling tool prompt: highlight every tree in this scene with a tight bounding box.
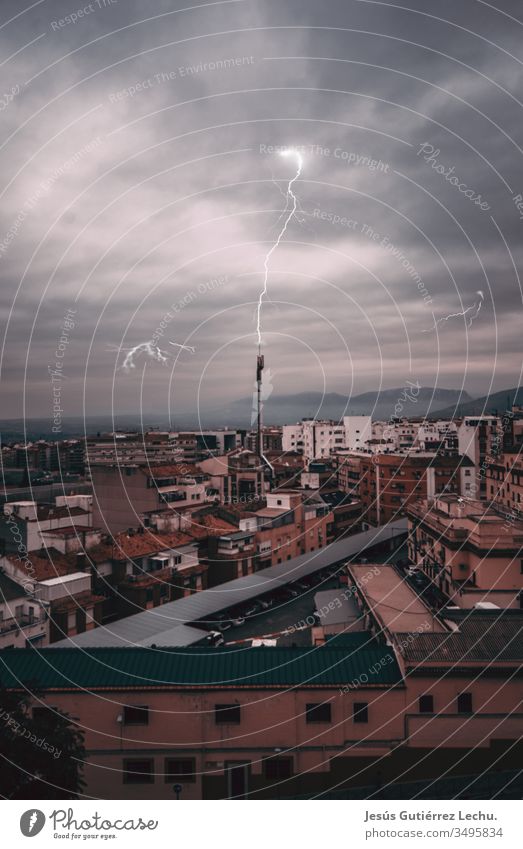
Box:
[0,686,85,798]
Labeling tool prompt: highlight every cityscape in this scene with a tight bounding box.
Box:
[1,408,522,799]
[0,0,522,828]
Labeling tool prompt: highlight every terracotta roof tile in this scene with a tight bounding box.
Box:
[110,530,195,560]
[7,548,75,581]
[143,464,204,478]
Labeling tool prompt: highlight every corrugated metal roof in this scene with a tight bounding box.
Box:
[0,640,402,689]
[55,624,208,649]
[51,521,407,648]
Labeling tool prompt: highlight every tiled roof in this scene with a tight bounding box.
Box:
[6,548,74,581]
[33,505,88,521]
[185,515,238,539]
[396,619,523,664]
[143,464,203,478]
[110,530,195,560]
[52,590,106,614]
[40,525,96,537]
[0,638,402,690]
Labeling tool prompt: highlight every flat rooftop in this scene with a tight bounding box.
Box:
[39,571,88,587]
[314,589,362,627]
[348,563,446,634]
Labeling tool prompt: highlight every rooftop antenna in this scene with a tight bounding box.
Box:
[255,346,274,490]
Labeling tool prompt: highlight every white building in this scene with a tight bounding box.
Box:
[0,497,93,556]
[0,572,48,649]
[282,416,372,460]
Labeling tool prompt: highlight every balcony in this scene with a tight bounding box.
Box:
[0,614,46,634]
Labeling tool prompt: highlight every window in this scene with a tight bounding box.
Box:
[215,703,241,724]
[263,757,293,780]
[457,692,473,714]
[123,759,154,784]
[306,702,331,723]
[164,757,196,783]
[32,706,55,721]
[419,695,434,713]
[123,705,149,725]
[353,702,368,723]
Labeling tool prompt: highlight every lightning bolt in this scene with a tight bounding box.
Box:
[109,340,195,371]
[423,290,484,332]
[256,149,303,348]
[168,341,196,354]
[28,812,38,832]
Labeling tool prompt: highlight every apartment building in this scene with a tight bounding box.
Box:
[206,527,257,585]
[241,490,331,570]
[100,529,204,614]
[0,572,48,649]
[457,415,500,499]
[486,449,523,518]
[90,462,213,533]
[282,416,372,461]
[407,494,523,608]
[245,427,283,454]
[1,546,104,644]
[356,452,473,525]
[198,448,265,504]
[0,496,93,556]
[172,430,242,462]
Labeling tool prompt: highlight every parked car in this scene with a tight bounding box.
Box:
[217,620,233,631]
[258,597,273,610]
[272,588,297,604]
[243,603,260,618]
[206,631,224,646]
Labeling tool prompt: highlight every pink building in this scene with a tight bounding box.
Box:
[407,495,523,608]
[2,613,521,798]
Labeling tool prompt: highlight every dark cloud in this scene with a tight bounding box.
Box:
[0,0,522,420]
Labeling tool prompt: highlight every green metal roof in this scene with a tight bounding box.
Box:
[0,638,402,690]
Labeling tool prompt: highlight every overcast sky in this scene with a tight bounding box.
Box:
[0,0,522,424]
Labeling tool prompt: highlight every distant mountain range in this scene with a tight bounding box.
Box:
[0,385,475,439]
[195,386,472,427]
[434,386,523,418]
[4,385,521,441]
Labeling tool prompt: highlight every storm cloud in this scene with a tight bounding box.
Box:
[0,0,522,425]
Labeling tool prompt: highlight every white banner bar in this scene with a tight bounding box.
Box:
[4,799,520,849]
